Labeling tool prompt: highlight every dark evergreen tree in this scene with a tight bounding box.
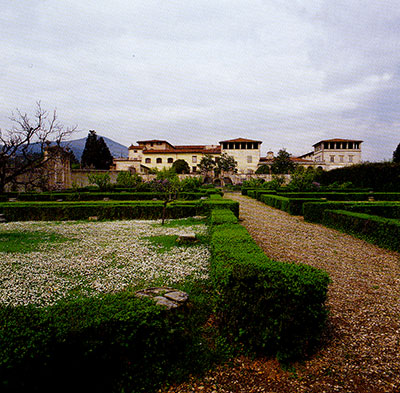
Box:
[81,130,98,168]
[81,130,113,169]
[96,137,113,169]
[393,143,400,163]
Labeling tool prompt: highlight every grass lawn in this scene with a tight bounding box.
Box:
[0,218,210,307]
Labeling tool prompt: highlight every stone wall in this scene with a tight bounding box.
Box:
[71,169,121,187]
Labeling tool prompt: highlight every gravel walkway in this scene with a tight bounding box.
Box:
[166,193,400,393]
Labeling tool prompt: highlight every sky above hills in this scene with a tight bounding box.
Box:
[1,1,399,161]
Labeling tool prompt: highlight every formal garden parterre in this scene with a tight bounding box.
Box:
[0,180,330,393]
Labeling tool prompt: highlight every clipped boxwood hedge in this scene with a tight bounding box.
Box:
[14,191,210,202]
[303,201,400,223]
[0,199,239,221]
[322,209,400,252]
[0,291,208,393]
[209,209,330,362]
[277,192,400,201]
[259,194,323,215]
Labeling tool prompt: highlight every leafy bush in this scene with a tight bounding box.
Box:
[287,167,319,191]
[0,291,210,393]
[179,177,203,192]
[87,172,112,191]
[116,171,143,188]
[209,218,330,363]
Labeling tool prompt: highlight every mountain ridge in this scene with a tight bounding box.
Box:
[61,135,129,160]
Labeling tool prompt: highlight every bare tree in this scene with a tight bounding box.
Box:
[0,102,77,192]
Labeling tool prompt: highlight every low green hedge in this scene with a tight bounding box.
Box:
[277,192,400,201]
[303,201,400,223]
[322,210,400,252]
[13,191,210,202]
[209,209,239,225]
[0,291,208,393]
[209,210,330,362]
[0,200,239,221]
[260,194,323,215]
[345,203,400,219]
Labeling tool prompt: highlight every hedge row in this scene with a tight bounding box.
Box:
[322,209,400,252]
[303,201,400,223]
[0,191,211,202]
[0,200,239,221]
[276,192,400,201]
[0,290,209,393]
[209,209,330,362]
[315,162,400,191]
[209,208,239,225]
[259,194,323,216]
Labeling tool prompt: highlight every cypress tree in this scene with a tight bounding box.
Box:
[393,143,400,163]
[96,137,113,169]
[81,130,113,169]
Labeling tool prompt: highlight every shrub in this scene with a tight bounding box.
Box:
[209,209,238,225]
[322,210,400,252]
[0,291,209,393]
[209,219,330,363]
[87,172,112,191]
[116,171,143,188]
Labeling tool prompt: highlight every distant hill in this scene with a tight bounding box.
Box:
[62,136,129,161]
[2,135,129,162]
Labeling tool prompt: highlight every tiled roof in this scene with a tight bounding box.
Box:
[128,145,143,150]
[313,138,363,146]
[142,145,221,154]
[219,138,262,143]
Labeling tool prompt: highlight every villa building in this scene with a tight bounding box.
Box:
[113,138,262,174]
[113,137,362,174]
[298,138,363,170]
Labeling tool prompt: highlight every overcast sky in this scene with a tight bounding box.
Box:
[1,1,399,161]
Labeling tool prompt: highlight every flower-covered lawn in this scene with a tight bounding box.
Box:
[0,219,210,307]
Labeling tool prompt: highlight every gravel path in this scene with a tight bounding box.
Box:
[166,193,400,393]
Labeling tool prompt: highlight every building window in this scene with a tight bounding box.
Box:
[247,156,252,163]
[167,158,173,163]
[134,150,137,153]
[192,166,197,173]
[145,158,151,164]
[192,156,197,163]
[156,158,162,164]
[349,155,353,163]
[330,155,335,163]
[339,155,344,163]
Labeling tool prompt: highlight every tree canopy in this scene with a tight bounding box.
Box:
[81,130,113,169]
[393,143,400,163]
[271,149,296,174]
[216,153,237,174]
[171,159,190,174]
[198,154,216,174]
